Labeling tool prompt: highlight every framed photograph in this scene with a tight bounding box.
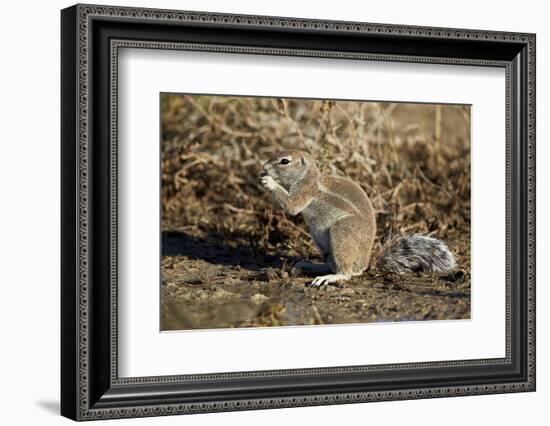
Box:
[61,4,536,421]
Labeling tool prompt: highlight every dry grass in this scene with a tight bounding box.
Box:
[160,93,471,330]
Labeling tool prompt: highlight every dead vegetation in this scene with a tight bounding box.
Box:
[160,94,471,330]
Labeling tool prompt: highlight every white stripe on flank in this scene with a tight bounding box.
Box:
[332,210,351,223]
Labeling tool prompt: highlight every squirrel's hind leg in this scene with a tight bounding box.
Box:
[308,218,373,287]
[327,217,373,277]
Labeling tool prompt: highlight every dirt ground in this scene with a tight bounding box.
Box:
[161,229,470,330]
[160,95,471,330]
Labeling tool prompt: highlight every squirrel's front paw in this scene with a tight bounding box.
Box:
[260,175,278,191]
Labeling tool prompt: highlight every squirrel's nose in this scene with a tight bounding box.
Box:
[260,170,268,178]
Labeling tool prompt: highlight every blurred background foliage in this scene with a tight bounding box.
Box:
[161,94,470,262]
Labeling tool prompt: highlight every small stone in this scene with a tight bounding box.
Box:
[250,293,269,304]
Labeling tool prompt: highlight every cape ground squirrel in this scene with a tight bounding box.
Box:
[260,150,456,287]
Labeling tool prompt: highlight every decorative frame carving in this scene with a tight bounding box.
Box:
[61,4,535,420]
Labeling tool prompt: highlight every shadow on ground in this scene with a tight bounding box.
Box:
[162,230,300,271]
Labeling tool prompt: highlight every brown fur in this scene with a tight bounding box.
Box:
[261,150,376,285]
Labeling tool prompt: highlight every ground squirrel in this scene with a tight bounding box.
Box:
[260,150,456,287]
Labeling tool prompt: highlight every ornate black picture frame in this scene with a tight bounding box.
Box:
[61,3,536,421]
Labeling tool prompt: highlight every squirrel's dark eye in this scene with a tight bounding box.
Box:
[279,158,290,165]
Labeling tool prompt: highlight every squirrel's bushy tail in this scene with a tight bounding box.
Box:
[375,234,456,273]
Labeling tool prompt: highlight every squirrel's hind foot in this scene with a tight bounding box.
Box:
[309,274,351,288]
